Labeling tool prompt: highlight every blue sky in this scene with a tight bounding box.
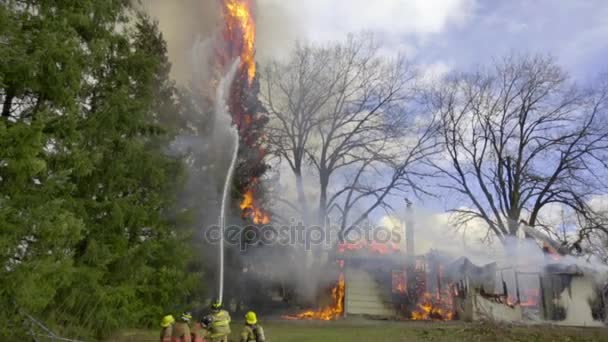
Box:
[416,0,608,80]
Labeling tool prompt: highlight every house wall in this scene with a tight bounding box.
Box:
[471,293,523,322]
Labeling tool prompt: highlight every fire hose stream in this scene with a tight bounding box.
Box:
[216,59,240,305]
[218,129,238,304]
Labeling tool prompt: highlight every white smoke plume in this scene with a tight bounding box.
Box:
[558,277,603,327]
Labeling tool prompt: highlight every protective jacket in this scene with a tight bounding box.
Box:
[207,310,231,341]
[173,321,192,342]
[240,324,265,342]
[160,325,173,342]
[191,322,207,342]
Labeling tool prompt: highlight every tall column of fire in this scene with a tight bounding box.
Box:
[215,0,270,304]
[219,0,269,223]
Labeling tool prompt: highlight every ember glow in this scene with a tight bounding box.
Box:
[222,0,256,83]
[520,289,540,308]
[392,271,407,294]
[283,272,345,321]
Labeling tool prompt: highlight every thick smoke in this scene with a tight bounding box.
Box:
[140,0,296,81]
[138,0,241,305]
[139,0,335,308]
[139,0,219,84]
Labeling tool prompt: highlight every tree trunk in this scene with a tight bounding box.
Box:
[318,171,329,226]
[294,171,310,225]
[508,215,520,235]
[2,87,15,118]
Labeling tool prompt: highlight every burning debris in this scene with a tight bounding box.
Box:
[407,254,456,321]
[283,272,346,321]
[410,293,454,321]
[240,188,270,224]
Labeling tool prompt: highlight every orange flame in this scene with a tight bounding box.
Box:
[223,0,256,83]
[240,189,270,224]
[411,292,454,321]
[283,272,345,321]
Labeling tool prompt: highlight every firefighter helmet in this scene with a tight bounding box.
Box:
[245,311,257,325]
[180,312,192,322]
[211,301,222,311]
[160,315,175,328]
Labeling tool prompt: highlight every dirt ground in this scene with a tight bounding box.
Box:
[111,319,608,342]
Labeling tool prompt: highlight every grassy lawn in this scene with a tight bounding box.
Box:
[111,319,608,342]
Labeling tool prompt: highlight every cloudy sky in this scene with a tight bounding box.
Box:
[256,0,608,242]
[258,0,608,80]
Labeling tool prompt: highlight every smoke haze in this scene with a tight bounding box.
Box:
[139,0,220,83]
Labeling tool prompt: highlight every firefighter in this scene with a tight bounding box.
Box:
[240,311,265,342]
[193,316,212,342]
[204,301,231,342]
[173,312,193,342]
[160,314,175,342]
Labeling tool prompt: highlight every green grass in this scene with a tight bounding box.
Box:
[110,320,608,342]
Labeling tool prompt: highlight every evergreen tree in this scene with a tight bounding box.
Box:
[0,2,198,339]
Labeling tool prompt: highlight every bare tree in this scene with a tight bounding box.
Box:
[429,54,608,246]
[262,43,335,224]
[262,34,438,234]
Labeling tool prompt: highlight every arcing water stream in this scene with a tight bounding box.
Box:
[215,60,240,304]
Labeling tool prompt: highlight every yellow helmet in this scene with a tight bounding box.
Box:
[160,315,175,328]
[180,312,192,322]
[245,311,257,325]
[211,301,222,311]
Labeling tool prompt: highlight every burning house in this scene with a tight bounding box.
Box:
[540,263,606,325]
[279,204,455,321]
[330,203,457,321]
[283,215,608,326]
[441,229,608,326]
[447,258,526,322]
[444,256,608,325]
[337,243,455,321]
[339,242,403,318]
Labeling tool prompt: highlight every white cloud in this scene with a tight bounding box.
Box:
[419,61,451,84]
[589,194,608,213]
[257,0,476,60]
[300,0,473,38]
